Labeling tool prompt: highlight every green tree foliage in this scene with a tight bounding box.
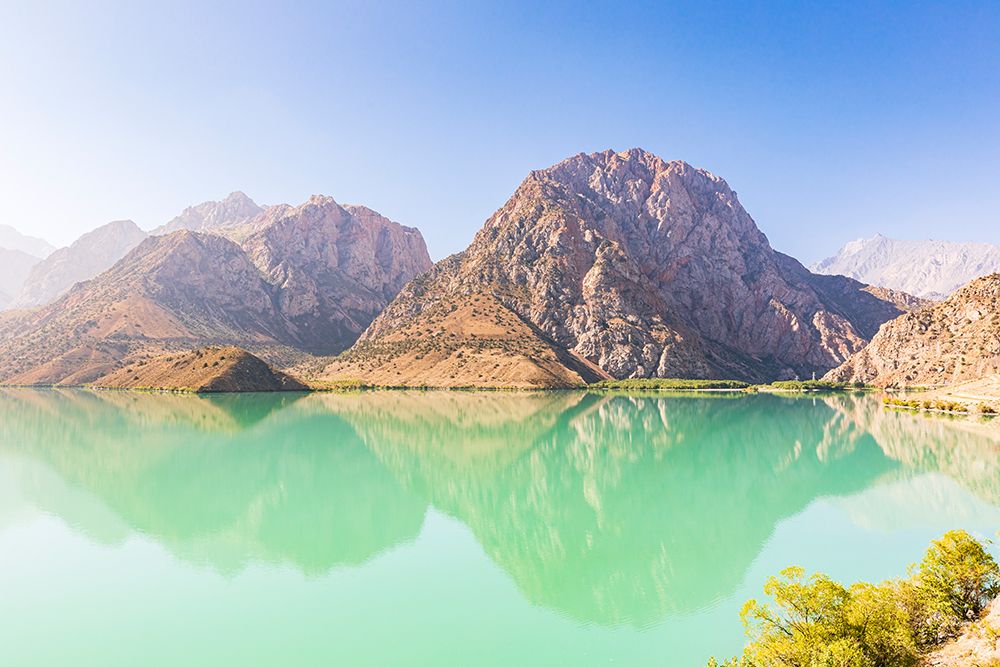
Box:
[707,530,998,667]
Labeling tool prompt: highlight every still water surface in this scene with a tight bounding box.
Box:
[0,389,997,666]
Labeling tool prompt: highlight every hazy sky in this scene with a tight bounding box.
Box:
[1,1,998,262]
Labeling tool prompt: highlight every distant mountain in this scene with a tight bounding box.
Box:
[152,191,263,235]
[812,235,1000,300]
[0,249,42,310]
[0,198,431,386]
[826,273,1000,387]
[0,225,55,258]
[322,149,914,387]
[12,220,148,309]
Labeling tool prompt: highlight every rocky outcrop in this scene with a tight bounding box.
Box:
[0,197,432,386]
[152,191,263,235]
[93,346,308,392]
[813,234,1000,300]
[921,595,1000,666]
[826,274,1000,387]
[12,220,148,308]
[323,149,913,387]
[0,248,41,310]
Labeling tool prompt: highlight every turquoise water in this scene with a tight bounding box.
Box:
[0,389,997,666]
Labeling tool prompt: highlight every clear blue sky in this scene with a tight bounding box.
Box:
[1,1,998,262]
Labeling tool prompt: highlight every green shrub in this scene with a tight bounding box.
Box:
[706,530,999,666]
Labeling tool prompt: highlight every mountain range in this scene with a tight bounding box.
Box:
[0,147,995,392]
[322,149,919,387]
[0,196,431,385]
[812,235,1000,300]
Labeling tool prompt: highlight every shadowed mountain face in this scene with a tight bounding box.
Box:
[0,197,432,385]
[326,149,913,387]
[3,389,997,629]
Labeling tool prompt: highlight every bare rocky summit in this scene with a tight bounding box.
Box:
[12,220,149,308]
[813,234,1000,300]
[323,149,914,388]
[94,346,307,392]
[827,273,1000,387]
[152,191,263,235]
[0,198,431,386]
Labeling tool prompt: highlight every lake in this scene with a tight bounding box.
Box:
[0,389,997,666]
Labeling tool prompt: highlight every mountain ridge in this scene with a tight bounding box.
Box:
[812,234,1000,299]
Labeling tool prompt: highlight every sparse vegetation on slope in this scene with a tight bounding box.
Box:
[93,346,307,392]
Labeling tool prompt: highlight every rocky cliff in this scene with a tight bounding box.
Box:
[813,234,1000,300]
[12,220,149,308]
[323,149,914,387]
[826,273,1000,387]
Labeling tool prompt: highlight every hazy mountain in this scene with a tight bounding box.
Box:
[322,148,913,387]
[0,249,42,310]
[812,234,1000,300]
[0,198,431,386]
[152,191,263,235]
[0,225,55,258]
[827,273,1000,387]
[12,220,148,309]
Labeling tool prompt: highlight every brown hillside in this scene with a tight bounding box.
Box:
[93,346,307,392]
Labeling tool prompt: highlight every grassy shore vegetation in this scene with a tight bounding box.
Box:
[707,530,1000,667]
[883,396,997,416]
[589,378,751,390]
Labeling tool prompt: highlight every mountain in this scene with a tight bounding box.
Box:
[152,191,263,235]
[240,196,433,353]
[321,149,915,388]
[826,273,1000,387]
[0,249,42,309]
[0,225,55,258]
[12,220,148,309]
[0,197,431,386]
[94,346,307,392]
[812,235,1000,300]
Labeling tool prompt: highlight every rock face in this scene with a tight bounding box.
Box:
[12,220,148,308]
[152,191,263,235]
[93,346,308,392]
[0,248,42,309]
[0,225,55,258]
[827,273,1000,387]
[323,149,913,387]
[0,198,432,386]
[813,234,1000,300]
[240,196,433,353]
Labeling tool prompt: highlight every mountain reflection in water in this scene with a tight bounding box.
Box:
[0,388,997,663]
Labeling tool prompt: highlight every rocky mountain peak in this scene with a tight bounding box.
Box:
[324,149,912,387]
[154,192,264,235]
[812,235,1000,299]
